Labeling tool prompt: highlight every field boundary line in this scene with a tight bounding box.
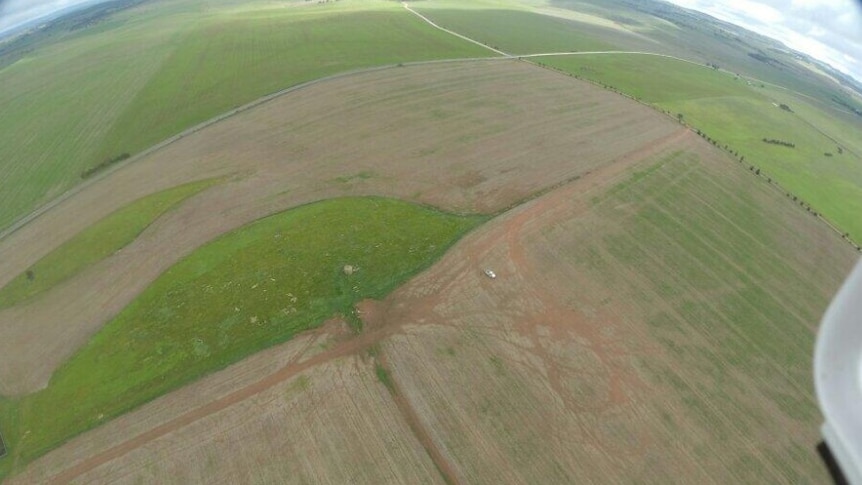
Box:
[5,7,853,246]
[402,2,510,57]
[376,350,462,485]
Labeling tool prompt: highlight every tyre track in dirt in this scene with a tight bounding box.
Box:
[376,351,462,485]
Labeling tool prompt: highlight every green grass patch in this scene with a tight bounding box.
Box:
[0,197,484,476]
[541,53,862,240]
[0,178,221,309]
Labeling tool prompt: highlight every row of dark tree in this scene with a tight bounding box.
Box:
[80,153,130,179]
[762,138,795,148]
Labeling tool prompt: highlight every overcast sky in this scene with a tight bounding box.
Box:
[665,0,862,82]
[0,0,93,34]
[1,0,861,82]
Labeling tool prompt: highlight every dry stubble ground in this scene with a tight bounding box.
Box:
[378,134,857,483]
[3,60,856,484]
[0,59,676,395]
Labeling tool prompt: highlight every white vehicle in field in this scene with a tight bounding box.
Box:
[483,268,496,279]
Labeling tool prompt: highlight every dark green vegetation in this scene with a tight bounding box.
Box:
[0,0,491,232]
[540,53,862,243]
[0,178,221,310]
[375,363,395,393]
[80,152,129,179]
[0,197,483,476]
[762,138,795,148]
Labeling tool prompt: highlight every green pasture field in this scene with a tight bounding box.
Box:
[0,0,490,232]
[540,53,862,241]
[0,178,221,310]
[0,197,485,478]
[577,149,855,481]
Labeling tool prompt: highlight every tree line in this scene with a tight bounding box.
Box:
[80,153,130,179]
[762,138,795,148]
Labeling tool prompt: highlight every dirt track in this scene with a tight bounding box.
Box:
[12,125,691,484]
[0,59,678,395]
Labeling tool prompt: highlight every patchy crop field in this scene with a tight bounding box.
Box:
[2,0,860,481]
[7,323,447,484]
[377,132,857,482]
[9,128,854,484]
[0,59,683,479]
[0,60,676,398]
[3,197,482,468]
[0,178,221,310]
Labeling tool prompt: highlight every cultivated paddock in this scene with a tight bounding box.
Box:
[3,59,856,484]
[0,59,677,395]
[377,133,856,482]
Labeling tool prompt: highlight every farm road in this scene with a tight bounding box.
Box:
[402,1,705,67]
[401,1,854,119]
[402,3,510,56]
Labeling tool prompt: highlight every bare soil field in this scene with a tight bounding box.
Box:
[377,132,857,482]
[3,57,855,484]
[0,59,678,395]
[11,127,854,484]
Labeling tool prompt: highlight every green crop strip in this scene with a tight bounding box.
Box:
[0,196,485,478]
[0,178,221,309]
